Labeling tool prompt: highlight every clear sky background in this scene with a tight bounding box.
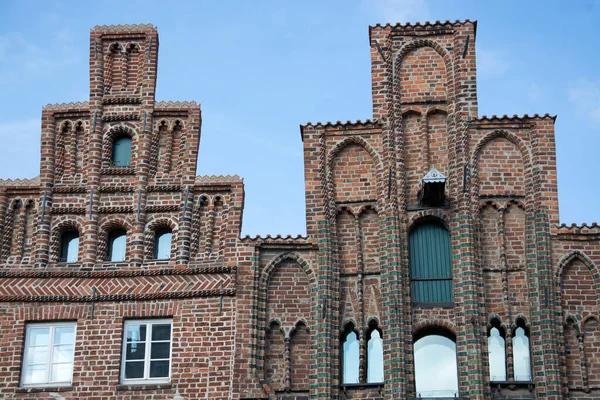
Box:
[0,0,598,236]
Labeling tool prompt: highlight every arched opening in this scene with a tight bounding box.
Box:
[409,220,453,304]
[487,320,507,382]
[366,320,384,383]
[107,229,127,262]
[59,230,79,263]
[413,328,458,397]
[112,136,132,167]
[512,319,532,381]
[341,323,360,384]
[153,228,172,260]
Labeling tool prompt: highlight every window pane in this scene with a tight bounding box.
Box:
[488,328,506,381]
[126,324,146,342]
[66,236,79,262]
[154,231,172,260]
[52,345,74,364]
[50,363,73,383]
[26,347,48,365]
[367,330,384,383]
[150,360,169,378]
[513,327,532,381]
[23,364,47,385]
[125,361,145,379]
[126,343,146,360]
[109,231,126,262]
[112,137,132,167]
[53,326,75,345]
[414,334,458,397]
[29,328,49,346]
[152,324,171,341]
[343,331,359,384]
[150,342,170,359]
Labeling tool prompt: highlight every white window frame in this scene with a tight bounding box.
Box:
[120,319,173,385]
[21,321,77,388]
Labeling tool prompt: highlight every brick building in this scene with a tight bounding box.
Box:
[0,20,598,400]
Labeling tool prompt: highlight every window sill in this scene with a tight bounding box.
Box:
[16,386,72,393]
[412,302,454,308]
[116,383,172,391]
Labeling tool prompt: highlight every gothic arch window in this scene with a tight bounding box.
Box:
[153,227,172,260]
[366,320,384,383]
[112,136,132,167]
[107,229,127,262]
[59,230,79,263]
[413,328,458,397]
[487,319,507,382]
[341,322,359,384]
[512,319,532,381]
[409,220,453,304]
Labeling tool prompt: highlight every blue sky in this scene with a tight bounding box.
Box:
[0,0,598,236]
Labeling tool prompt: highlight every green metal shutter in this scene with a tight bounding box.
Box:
[112,137,132,167]
[409,222,453,304]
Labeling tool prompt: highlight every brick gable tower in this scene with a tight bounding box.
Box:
[0,21,599,400]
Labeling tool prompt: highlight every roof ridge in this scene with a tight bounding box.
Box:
[370,19,474,30]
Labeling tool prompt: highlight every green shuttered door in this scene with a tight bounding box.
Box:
[409,222,453,304]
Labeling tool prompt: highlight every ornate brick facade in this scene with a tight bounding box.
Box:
[0,21,598,400]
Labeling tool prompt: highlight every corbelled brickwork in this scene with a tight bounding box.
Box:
[0,20,598,400]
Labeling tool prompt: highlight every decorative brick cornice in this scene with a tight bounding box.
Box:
[147,184,182,192]
[92,23,155,33]
[53,185,87,193]
[99,185,135,193]
[0,290,235,303]
[146,205,180,212]
[0,177,40,187]
[240,234,311,245]
[51,207,86,215]
[154,100,199,109]
[102,114,140,122]
[102,96,143,105]
[369,19,474,31]
[43,101,90,111]
[100,167,136,175]
[555,222,600,235]
[0,266,235,279]
[98,206,135,213]
[194,175,242,184]
[475,113,556,123]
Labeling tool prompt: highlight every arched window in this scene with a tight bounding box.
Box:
[366,321,384,383]
[409,221,453,304]
[59,231,79,263]
[341,324,359,384]
[488,320,507,382]
[513,320,532,381]
[108,229,127,262]
[154,228,172,260]
[414,329,458,397]
[112,136,132,167]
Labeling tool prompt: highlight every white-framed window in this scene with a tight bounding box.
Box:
[121,319,172,384]
[21,322,76,387]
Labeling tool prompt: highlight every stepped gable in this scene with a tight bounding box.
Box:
[0,177,40,187]
[42,101,90,111]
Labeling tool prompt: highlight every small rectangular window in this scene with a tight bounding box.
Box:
[121,319,172,384]
[21,322,76,387]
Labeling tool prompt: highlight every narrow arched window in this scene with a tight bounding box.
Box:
[488,322,507,381]
[154,228,172,260]
[366,323,384,383]
[112,137,132,167]
[513,321,532,381]
[59,231,79,263]
[414,330,458,398]
[341,325,359,384]
[409,221,453,304]
[108,229,127,262]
